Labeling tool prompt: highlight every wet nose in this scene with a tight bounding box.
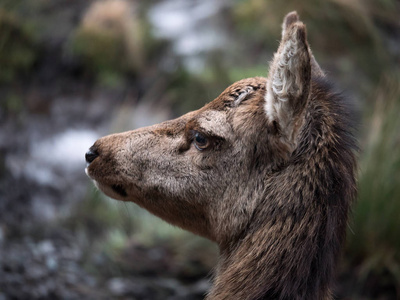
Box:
[85,147,99,164]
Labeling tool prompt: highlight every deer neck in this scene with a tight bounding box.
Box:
[208,157,346,300]
[209,209,335,300]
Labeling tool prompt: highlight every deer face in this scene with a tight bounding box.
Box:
[86,78,280,242]
[86,14,318,245]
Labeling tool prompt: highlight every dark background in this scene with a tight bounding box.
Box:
[0,0,399,299]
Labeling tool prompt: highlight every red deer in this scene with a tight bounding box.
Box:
[85,12,357,300]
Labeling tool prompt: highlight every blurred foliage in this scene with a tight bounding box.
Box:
[347,73,400,287]
[166,54,268,115]
[1,92,23,115]
[232,0,398,84]
[66,188,217,280]
[0,8,38,83]
[167,65,229,115]
[70,0,146,87]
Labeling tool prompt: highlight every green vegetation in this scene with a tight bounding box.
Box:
[347,74,400,287]
[72,27,126,86]
[70,0,146,87]
[0,8,38,82]
[66,188,217,279]
[1,92,23,115]
[232,0,395,83]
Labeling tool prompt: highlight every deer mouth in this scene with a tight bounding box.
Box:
[85,167,128,200]
[111,184,127,197]
[94,179,128,201]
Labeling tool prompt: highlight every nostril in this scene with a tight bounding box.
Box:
[85,148,99,164]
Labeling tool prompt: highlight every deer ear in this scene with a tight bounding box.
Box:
[281,11,299,36]
[265,15,311,148]
[282,11,325,78]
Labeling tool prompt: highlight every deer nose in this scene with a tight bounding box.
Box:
[85,147,99,164]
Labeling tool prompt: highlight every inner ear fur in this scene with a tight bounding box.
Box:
[265,15,311,149]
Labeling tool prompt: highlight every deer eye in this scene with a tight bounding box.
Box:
[193,132,210,151]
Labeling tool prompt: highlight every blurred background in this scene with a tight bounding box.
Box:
[0,0,399,299]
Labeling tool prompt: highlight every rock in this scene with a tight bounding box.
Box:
[36,240,55,256]
[108,277,130,296]
[46,256,58,272]
[26,265,48,280]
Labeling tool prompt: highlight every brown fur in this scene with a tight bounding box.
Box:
[86,12,357,300]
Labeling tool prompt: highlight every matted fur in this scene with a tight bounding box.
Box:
[86,12,357,300]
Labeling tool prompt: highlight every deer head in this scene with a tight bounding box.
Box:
[85,12,356,300]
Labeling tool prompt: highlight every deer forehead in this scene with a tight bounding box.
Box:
[195,110,233,138]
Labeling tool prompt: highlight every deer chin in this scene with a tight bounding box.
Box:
[85,167,128,201]
[97,181,128,201]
